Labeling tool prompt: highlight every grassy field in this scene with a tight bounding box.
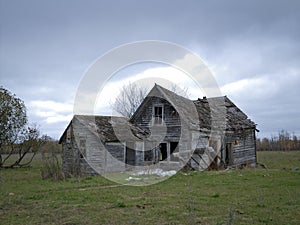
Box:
[0,151,299,225]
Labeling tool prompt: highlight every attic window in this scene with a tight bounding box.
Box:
[153,105,163,125]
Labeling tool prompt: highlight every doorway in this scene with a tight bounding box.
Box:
[159,143,168,161]
[126,147,135,166]
[225,143,233,166]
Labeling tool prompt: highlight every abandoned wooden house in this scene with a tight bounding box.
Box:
[59,84,258,177]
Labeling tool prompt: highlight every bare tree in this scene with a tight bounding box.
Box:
[112,83,149,118]
[112,83,190,118]
[256,129,300,151]
[170,84,190,98]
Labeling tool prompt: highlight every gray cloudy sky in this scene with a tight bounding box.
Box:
[1,0,300,139]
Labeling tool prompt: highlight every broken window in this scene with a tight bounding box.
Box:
[170,142,179,161]
[153,105,163,125]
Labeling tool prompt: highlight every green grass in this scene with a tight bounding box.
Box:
[0,151,299,225]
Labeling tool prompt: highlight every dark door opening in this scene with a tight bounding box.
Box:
[225,143,232,166]
[126,147,135,166]
[159,143,168,161]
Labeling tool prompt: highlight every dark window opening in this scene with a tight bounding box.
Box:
[154,106,163,124]
[170,142,178,154]
[170,142,179,161]
[159,143,167,161]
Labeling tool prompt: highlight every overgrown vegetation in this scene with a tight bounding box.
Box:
[0,151,299,225]
[256,129,300,151]
[40,151,64,181]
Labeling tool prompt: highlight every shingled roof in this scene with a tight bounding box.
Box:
[130,84,200,130]
[59,115,148,143]
[131,84,256,132]
[193,96,256,131]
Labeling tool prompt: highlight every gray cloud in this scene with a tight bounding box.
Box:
[1,0,300,138]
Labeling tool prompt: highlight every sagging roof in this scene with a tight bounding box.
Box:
[59,115,148,143]
[194,96,256,131]
[59,84,257,143]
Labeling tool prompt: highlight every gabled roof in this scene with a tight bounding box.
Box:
[131,84,256,131]
[131,84,200,129]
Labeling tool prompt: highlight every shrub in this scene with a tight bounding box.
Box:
[41,151,64,181]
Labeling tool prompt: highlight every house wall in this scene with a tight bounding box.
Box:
[132,96,190,166]
[105,143,126,172]
[61,125,80,177]
[63,118,119,176]
[189,129,256,170]
[224,129,257,166]
[72,118,107,175]
[61,124,99,177]
[133,97,182,141]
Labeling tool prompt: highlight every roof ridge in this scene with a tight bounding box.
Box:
[74,114,127,119]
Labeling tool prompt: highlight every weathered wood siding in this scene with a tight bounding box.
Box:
[131,96,193,167]
[72,118,106,175]
[61,125,81,177]
[225,129,256,166]
[61,117,116,176]
[61,125,99,177]
[105,143,125,172]
[132,97,181,142]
